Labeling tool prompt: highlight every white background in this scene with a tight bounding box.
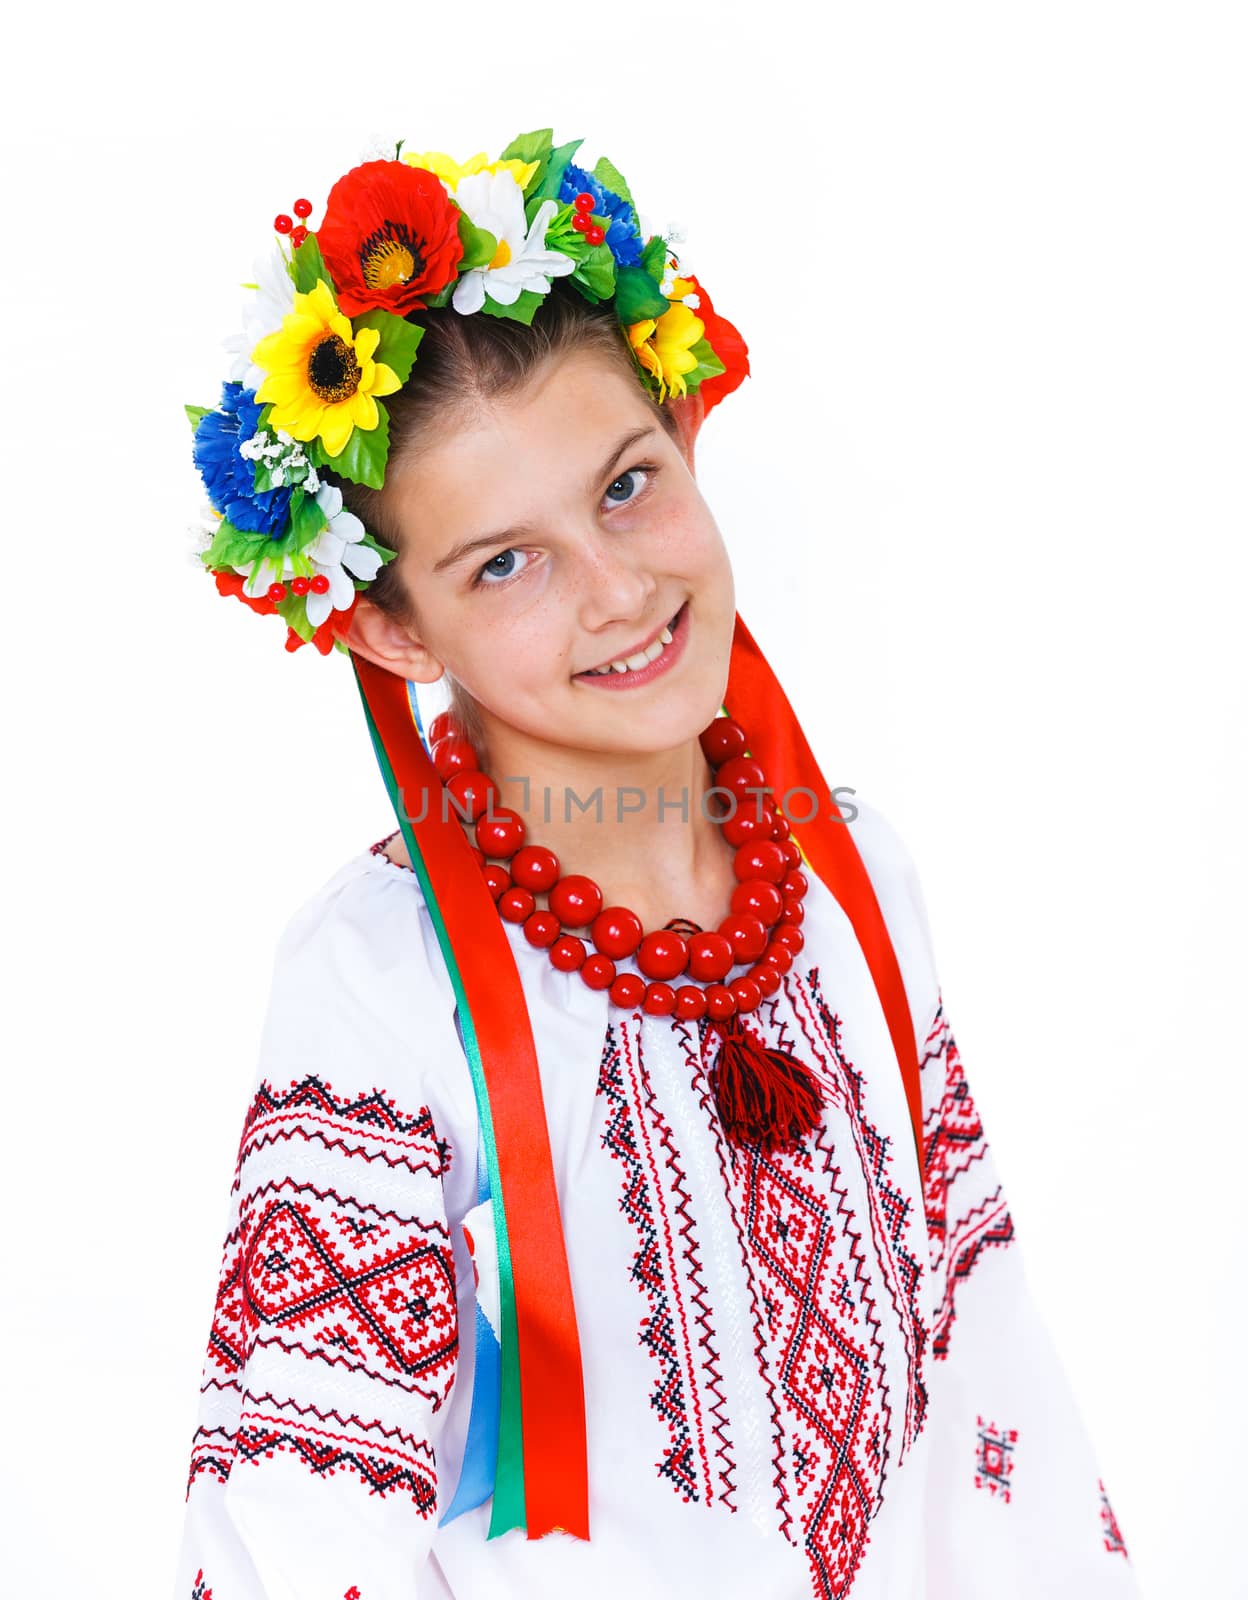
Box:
[2,2,1244,1595]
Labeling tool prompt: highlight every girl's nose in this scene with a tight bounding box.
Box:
[575,530,659,633]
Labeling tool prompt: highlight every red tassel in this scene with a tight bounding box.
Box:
[706,1014,824,1150]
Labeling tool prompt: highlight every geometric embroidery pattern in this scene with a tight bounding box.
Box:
[974,1414,1018,1502]
[921,1004,1015,1359]
[190,1569,213,1600]
[1099,1477,1130,1557]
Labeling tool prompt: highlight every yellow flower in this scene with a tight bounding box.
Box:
[626,296,705,402]
[401,148,539,193]
[251,279,401,458]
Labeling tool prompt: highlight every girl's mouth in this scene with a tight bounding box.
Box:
[573,600,690,690]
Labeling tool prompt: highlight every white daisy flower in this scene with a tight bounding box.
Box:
[450,170,576,316]
[303,485,384,627]
[224,241,297,391]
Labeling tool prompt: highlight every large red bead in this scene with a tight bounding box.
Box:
[718,913,768,963]
[715,755,768,796]
[762,941,794,974]
[580,953,616,990]
[573,190,596,213]
[447,770,498,823]
[609,973,646,1009]
[720,808,772,848]
[511,844,561,892]
[730,878,784,925]
[548,874,603,928]
[498,886,535,923]
[591,906,643,959]
[729,976,762,1013]
[751,962,782,997]
[699,717,748,765]
[549,935,587,972]
[482,863,510,900]
[782,870,809,900]
[772,925,805,955]
[523,910,560,948]
[427,711,463,745]
[705,983,737,1020]
[686,931,734,982]
[733,840,787,885]
[642,982,677,1016]
[674,984,708,1021]
[432,736,478,780]
[636,930,688,981]
[474,806,526,857]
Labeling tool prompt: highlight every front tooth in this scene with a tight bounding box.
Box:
[659,626,673,645]
[624,649,651,670]
[612,661,629,673]
[642,638,665,663]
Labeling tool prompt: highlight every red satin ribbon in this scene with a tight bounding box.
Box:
[724,613,925,1173]
[353,654,589,1541]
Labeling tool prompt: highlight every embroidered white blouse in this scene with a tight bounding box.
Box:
[173,798,1141,1600]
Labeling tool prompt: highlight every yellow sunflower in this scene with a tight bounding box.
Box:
[626,290,706,403]
[402,148,540,193]
[251,279,401,458]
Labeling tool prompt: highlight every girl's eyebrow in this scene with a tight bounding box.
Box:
[432,425,660,574]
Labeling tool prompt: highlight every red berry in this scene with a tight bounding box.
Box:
[431,735,478,780]
[523,910,561,948]
[548,875,603,928]
[574,191,596,213]
[293,198,313,218]
[549,935,587,972]
[498,886,535,923]
[446,769,498,823]
[290,225,308,247]
[734,840,787,885]
[686,932,734,983]
[729,976,762,1013]
[274,213,293,234]
[571,212,590,233]
[474,806,526,858]
[482,864,510,900]
[719,913,768,964]
[705,983,738,1021]
[731,878,784,926]
[511,844,561,893]
[642,983,677,1017]
[310,574,330,594]
[637,930,688,982]
[609,973,646,1009]
[700,717,748,765]
[580,954,617,991]
[585,224,605,246]
[591,906,644,960]
[674,984,709,1021]
[290,575,311,596]
[266,581,287,602]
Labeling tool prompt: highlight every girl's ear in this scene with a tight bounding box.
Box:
[665,390,706,473]
[343,596,446,685]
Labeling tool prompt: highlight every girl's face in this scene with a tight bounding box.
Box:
[356,345,736,763]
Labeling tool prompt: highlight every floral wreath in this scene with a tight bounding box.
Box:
[187,128,750,656]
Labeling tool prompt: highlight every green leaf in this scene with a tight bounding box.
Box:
[204,519,287,571]
[614,266,670,324]
[289,487,328,549]
[641,234,668,280]
[681,336,727,392]
[592,155,635,211]
[499,128,554,165]
[456,210,499,272]
[481,289,545,327]
[424,279,455,309]
[278,591,316,641]
[530,138,584,203]
[304,437,329,469]
[327,402,390,489]
[359,531,397,566]
[185,403,211,434]
[573,242,616,300]
[351,308,425,384]
[292,233,331,294]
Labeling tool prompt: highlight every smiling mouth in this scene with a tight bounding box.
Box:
[576,603,687,678]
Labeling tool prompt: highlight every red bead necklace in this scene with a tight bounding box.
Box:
[424,711,809,1024]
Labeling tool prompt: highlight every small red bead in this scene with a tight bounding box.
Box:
[686,932,734,982]
[762,941,794,974]
[474,806,526,857]
[770,812,792,841]
[274,213,293,234]
[731,878,784,926]
[290,225,308,247]
[511,844,561,892]
[267,581,286,602]
[609,973,646,1009]
[782,840,803,867]
[782,870,809,900]
[574,191,596,213]
[290,575,311,596]
[733,840,787,885]
[447,769,498,823]
[523,910,561,948]
[585,224,605,246]
[730,976,762,1013]
[548,874,603,928]
[470,846,486,867]
[700,717,748,765]
[642,982,677,1016]
[772,925,805,955]
[719,913,768,963]
[591,906,644,960]
[571,212,590,233]
[293,198,313,218]
[716,755,768,797]
[720,809,772,848]
[705,983,738,1020]
[636,930,688,982]
[309,574,330,594]
[780,902,806,926]
[751,963,782,998]
[674,984,709,1021]
[581,953,616,990]
[431,735,478,780]
[482,863,510,900]
[498,886,535,923]
[549,935,587,972]
[427,711,464,745]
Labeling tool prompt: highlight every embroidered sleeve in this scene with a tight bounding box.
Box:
[172,1070,459,1598]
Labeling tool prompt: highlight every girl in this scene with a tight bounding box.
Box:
[176,130,1141,1599]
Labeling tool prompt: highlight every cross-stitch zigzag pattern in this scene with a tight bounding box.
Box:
[1099,1477,1131,1558]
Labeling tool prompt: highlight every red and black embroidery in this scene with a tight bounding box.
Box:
[975,1414,1018,1502]
[921,1005,1015,1359]
[190,1569,213,1600]
[1099,1477,1130,1557]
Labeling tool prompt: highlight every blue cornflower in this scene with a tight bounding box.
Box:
[193,382,293,538]
[558,163,644,269]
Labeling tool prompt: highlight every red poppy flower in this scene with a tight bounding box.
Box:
[214,569,278,615]
[685,273,750,416]
[317,161,465,318]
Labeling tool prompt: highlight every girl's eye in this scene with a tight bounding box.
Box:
[603,464,655,506]
[474,548,533,587]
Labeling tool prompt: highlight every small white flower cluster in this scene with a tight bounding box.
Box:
[656,223,700,309]
[188,501,221,566]
[239,427,321,493]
